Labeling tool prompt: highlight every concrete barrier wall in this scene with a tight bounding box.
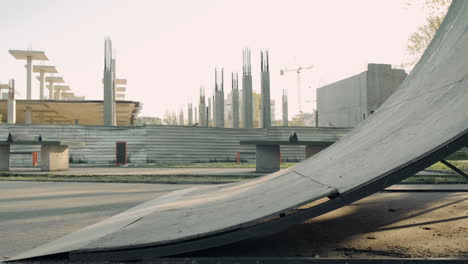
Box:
[0,124,351,167]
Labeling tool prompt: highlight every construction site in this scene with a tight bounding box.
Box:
[0,1,467,264]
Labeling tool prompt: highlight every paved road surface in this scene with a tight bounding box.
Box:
[1,181,467,261]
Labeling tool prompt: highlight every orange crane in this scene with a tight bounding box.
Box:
[280,65,313,113]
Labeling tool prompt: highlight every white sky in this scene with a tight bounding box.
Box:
[0,0,430,118]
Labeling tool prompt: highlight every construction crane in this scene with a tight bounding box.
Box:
[280,65,313,113]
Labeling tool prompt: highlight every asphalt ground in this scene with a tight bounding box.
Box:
[0,181,467,263]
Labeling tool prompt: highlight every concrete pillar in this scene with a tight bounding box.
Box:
[39,72,45,100]
[199,88,206,127]
[111,59,117,125]
[103,70,115,126]
[26,56,32,100]
[40,145,69,171]
[207,98,212,126]
[188,104,193,126]
[54,90,61,100]
[242,48,253,128]
[212,94,216,127]
[0,145,10,171]
[215,68,224,128]
[215,91,224,127]
[256,145,280,173]
[282,89,288,126]
[179,109,184,126]
[7,81,16,124]
[103,38,116,126]
[48,81,54,100]
[194,106,198,124]
[261,50,271,128]
[232,73,239,128]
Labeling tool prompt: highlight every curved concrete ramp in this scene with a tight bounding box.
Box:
[10,0,468,261]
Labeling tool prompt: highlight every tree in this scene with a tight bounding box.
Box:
[405,0,452,69]
[135,116,162,126]
[289,113,305,126]
[163,110,177,125]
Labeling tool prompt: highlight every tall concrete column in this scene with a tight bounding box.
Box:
[48,81,54,99]
[212,94,216,127]
[103,38,116,126]
[282,89,288,126]
[261,50,271,128]
[179,108,184,126]
[54,89,61,100]
[7,80,16,124]
[242,48,253,128]
[199,87,206,127]
[215,68,224,128]
[188,103,193,126]
[26,56,32,100]
[194,107,198,124]
[207,98,212,126]
[232,72,239,128]
[111,58,117,125]
[39,72,45,100]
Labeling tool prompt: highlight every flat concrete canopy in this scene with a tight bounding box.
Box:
[33,65,57,73]
[44,76,64,83]
[9,0,468,261]
[8,50,48,60]
[240,140,335,146]
[0,84,9,89]
[53,85,70,91]
[115,79,127,85]
[0,140,83,146]
[0,100,140,126]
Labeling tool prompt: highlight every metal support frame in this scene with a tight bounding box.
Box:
[69,130,468,262]
[440,159,468,179]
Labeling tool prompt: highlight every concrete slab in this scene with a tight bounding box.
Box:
[8,50,48,61]
[8,0,468,261]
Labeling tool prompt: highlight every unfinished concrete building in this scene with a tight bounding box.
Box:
[317,63,407,127]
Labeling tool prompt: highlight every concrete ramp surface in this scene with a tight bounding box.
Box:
[9,0,468,261]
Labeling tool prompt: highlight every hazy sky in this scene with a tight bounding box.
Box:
[0,0,430,118]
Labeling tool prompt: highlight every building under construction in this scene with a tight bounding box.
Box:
[1,39,141,126]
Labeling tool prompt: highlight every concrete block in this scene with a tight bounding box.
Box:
[0,145,10,171]
[256,145,280,173]
[40,145,69,171]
